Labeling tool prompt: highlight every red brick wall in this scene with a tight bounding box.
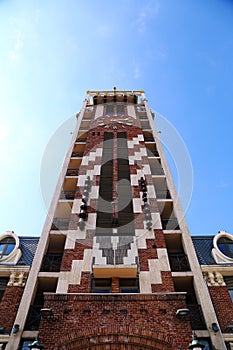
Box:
[138,238,158,271]
[0,286,24,333]
[60,242,91,272]
[209,286,233,332]
[152,272,175,292]
[39,293,192,350]
[68,272,91,293]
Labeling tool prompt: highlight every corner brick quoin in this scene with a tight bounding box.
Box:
[39,294,192,350]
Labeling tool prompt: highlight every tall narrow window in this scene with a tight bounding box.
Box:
[117,104,125,114]
[96,132,114,236]
[106,104,114,115]
[117,132,134,236]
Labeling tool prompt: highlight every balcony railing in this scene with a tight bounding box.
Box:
[189,304,206,330]
[76,138,86,142]
[151,168,164,175]
[40,253,63,272]
[51,218,70,230]
[147,149,159,157]
[144,137,155,142]
[25,304,42,331]
[169,253,190,271]
[156,190,171,199]
[66,168,79,176]
[142,125,152,131]
[161,219,180,230]
[71,152,84,157]
[60,190,76,200]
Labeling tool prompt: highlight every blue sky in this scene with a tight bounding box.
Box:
[0,0,232,237]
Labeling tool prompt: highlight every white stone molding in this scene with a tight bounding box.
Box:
[212,231,233,264]
[0,231,22,264]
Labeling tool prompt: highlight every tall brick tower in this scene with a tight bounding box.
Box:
[6,89,226,349]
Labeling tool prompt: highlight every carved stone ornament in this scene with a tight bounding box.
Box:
[205,271,226,287]
[8,270,27,287]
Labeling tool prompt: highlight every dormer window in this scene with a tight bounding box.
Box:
[0,237,15,259]
[217,236,233,259]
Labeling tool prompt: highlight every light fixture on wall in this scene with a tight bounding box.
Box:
[226,324,233,332]
[211,322,219,333]
[0,327,5,335]
[28,338,44,349]
[188,333,205,349]
[176,308,190,318]
[40,308,54,319]
[12,324,19,334]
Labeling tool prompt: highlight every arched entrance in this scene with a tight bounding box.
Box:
[55,326,175,350]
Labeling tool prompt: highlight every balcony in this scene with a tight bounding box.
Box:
[147,149,159,157]
[66,168,79,176]
[156,190,171,199]
[79,127,88,131]
[144,137,154,142]
[168,253,190,271]
[142,125,152,131]
[151,168,164,175]
[40,253,63,272]
[51,218,70,230]
[189,304,206,330]
[25,304,42,331]
[71,151,84,158]
[76,138,86,143]
[161,219,180,230]
[59,190,76,200]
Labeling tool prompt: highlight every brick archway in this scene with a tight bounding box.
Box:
[55,326,175,350]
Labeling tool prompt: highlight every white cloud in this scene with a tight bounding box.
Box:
[136,1,160,33]
[133,65,141,79]
[9,29,23,62]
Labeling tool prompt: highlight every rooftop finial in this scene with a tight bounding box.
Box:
[113,86,116,92]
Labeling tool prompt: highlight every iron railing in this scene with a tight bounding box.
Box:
[40,253,63,272]
[156,190,171,199]
[144,137,155,142]
[189,304,206,330]
[66,168,79,176]
[71,152,84,157]
[147,149,159,157]
[59,190,76,200]
[150,168,164,175]
[76,138,86,142]
[142,125,152,130]
[24,305,42,331]
[169,253,190,271]
[161,219,180,230]
[51,218,70,230]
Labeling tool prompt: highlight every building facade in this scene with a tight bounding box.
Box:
[0,89,232,349]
